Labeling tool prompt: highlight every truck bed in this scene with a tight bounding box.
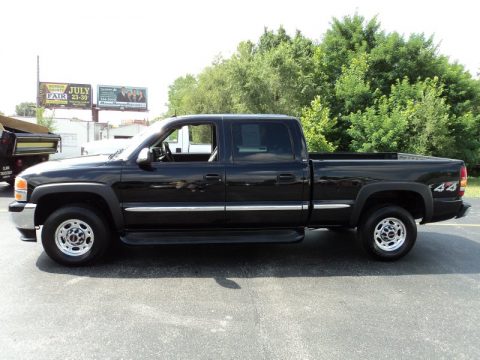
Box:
[307,154,464,227]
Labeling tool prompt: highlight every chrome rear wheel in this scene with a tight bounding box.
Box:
[359,206,417,261]
[373,217,406,252]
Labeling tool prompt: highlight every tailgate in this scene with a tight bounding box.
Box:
[13,133,60,156]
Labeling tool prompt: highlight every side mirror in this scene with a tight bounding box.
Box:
[136,147,152,165]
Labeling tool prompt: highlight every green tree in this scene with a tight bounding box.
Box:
[189,58,234,113]
[166,74,197,116]
[319,15,379,86]
[315,15,480,150]
[36,107,56,132]
[166,28,317,117]
[15,102,36,117]
[335,52,372,113]
[347,95,409,153]
[348,78,454,156]
[449,112,480,167]
[256,26,291,54]
[300,96,336,152]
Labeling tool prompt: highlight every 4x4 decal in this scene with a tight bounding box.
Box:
[429,181,458,193]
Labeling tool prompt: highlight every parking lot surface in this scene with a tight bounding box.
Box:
[0,183,479,359]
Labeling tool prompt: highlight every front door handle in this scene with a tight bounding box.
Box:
[277,174,295,183]
[204,174,222,181]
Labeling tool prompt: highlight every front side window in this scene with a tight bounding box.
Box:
[189,124,212,146]
[165,129,179,143]
[232,122,294,162]
[151,123,216,162]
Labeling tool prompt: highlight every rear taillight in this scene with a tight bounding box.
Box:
[459,166,467,197]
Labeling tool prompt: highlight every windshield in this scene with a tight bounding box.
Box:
[111,121,166,160]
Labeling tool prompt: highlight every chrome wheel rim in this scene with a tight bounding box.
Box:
[54,219,94,256]
[374,217,406,252]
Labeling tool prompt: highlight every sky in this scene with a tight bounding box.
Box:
[1,0,479,124]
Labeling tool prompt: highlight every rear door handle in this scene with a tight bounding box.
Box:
[204,174,222,181]
[277,174,295,183]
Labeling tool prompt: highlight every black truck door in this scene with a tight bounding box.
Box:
[225,120,308,228]
[120,121,226,229]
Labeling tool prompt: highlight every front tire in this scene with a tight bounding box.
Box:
[358,205,417,261]
[42,205,110,266]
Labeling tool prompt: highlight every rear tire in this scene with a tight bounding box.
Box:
[42,205,110,266]
[358,205,417,261]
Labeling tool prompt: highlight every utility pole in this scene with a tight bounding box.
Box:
[92,104,99,122]
[36,55,40,108]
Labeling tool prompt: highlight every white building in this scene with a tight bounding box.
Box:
[13,116,147,159]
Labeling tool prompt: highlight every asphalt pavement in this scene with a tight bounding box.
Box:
[0,183,479,359]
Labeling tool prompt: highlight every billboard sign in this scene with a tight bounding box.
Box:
[97,85,148,111]
[39,82,92,109]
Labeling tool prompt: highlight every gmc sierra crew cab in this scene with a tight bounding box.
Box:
[9,114,471,266]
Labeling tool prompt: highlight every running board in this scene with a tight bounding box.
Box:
[120,229,305,245]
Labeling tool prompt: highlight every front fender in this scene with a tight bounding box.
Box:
[30,182,124,231]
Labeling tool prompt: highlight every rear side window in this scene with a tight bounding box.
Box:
[232,122,294,162]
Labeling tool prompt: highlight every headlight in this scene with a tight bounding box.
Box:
[14,177,28,202]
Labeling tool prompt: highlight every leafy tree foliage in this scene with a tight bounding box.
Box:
[348,78,454,156]
[167,74,197,116]
[15,102,36,117]
[36,107,56,132]
[166,15,480,167]
[335,52,371,114]
[300,96,336,152]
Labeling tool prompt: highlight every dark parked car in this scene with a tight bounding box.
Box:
[9,114,470,265]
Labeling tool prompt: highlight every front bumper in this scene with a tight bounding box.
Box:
[9,201,37,241]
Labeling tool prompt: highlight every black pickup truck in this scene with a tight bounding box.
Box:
[9,114,470,265]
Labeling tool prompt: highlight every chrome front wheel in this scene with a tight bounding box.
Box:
[42,205,110,266]
[55,219,95,256]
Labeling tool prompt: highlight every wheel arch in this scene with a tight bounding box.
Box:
[31,183,123,231]
[350,182,433,227]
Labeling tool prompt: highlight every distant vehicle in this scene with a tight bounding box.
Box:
[81,138,131,156]
[0,115,60,186]
[10,114,470,266]
[81,125,211,156]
